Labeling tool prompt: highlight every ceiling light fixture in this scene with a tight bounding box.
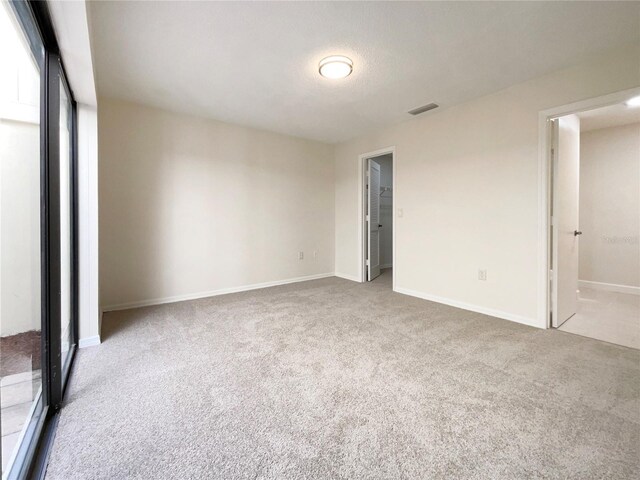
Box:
[625,95,640,107]
[319,55,353,79]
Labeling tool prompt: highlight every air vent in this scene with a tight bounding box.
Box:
[408,103,439,116]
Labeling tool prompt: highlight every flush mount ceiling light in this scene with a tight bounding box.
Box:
[625,95,640,107]
[318,55,353,79]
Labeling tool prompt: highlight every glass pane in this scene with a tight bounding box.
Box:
[59,79,73,379]
[0,1,44,474]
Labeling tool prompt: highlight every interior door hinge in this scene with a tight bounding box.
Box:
[366,259,369,266]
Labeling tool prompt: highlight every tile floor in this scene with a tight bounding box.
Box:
[559,287,640,349]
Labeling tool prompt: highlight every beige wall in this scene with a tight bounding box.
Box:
[579,123,640,288]
[334,45,640,327]
[99,99,335,309]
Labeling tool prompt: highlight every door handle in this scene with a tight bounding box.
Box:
[574,230,582,236]
[378,224,383,228]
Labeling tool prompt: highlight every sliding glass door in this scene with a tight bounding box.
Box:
[59,75,75,383]
[0,1,78,478]
[0,1,45,475]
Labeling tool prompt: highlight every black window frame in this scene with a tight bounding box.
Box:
[3,1,79,479]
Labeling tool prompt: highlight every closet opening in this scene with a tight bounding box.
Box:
[360,147,395,288]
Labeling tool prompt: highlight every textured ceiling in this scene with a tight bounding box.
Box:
[579,103,640,132]
[89,1,640,143]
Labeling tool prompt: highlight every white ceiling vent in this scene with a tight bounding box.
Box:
[408,103,439,115]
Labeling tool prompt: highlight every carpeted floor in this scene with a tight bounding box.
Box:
[46,270,639,479]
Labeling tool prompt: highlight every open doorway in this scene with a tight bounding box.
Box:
[549,96,640,349]
[360,147,395,288]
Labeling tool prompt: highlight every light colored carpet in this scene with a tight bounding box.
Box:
[46,270,639,479]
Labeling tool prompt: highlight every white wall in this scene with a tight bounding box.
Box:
[77,104,101,345]
[376,154,393,268]
[579,122,640,288]
[0,3,41,337]
[49,0,101,346]
[99,98,335,309]
[48,0,97,106]
[0,121,41,336]
[334,45,640,328]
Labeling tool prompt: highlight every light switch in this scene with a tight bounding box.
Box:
[397,208,403,218]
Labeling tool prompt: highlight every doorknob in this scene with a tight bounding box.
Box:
[574,230,582,236]
[378,224,383,228]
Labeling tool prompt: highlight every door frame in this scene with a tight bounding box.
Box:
[537,87,640,328]
[359,146,396,289]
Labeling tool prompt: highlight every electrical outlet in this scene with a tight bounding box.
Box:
[313,250,318,258]
[478,269,487,281]
[397,208,404,218]
[299,251,304,260]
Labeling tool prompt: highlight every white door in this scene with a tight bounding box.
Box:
[551,115,581,327]
[367,159,381,281]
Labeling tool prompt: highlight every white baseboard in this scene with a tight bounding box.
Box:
[380,263,392,269]
[335,272,361,282]
[102,272,335,312]
[578,280,640,296]
[79,335,101,348]
[394,287,542,329]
